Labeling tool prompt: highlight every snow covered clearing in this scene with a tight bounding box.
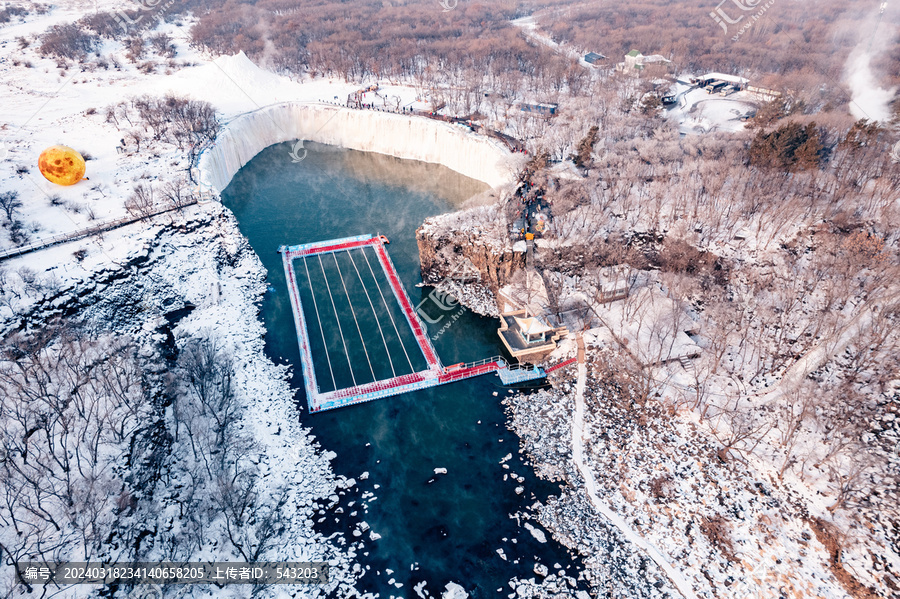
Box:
[665,85,757,135]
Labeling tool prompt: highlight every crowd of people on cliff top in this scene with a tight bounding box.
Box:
[512,175,552,240]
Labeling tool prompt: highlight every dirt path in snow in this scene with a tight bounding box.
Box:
[571,333,700,599]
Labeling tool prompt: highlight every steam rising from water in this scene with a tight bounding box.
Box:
[846,4,897,123]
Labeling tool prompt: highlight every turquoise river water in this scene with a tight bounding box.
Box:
[220,141,586,597]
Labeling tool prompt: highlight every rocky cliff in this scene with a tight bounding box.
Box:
[416,204,525,316]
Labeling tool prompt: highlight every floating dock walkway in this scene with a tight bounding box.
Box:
[280,234,548,412]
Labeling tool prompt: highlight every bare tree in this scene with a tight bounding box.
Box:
[776,383,820,479]
[161,177,195,211]
[710,395,776,462]
[0,191,21,223]
[39,23,99,60]
[125,35,144,63]
[125,182,155,217]
[0,324,151,584]
[540,269,566,324]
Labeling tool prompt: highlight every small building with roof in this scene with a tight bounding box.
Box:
[496,271,569,362]
[692,72,750,90]
[498,309,567,361]
[618,50,672,73]
[519,102,558,116]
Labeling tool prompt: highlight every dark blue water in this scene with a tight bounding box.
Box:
[221,141,584,597]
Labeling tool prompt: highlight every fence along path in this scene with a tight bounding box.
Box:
[0,199,202,262]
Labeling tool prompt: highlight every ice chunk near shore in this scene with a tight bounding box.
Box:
[442,582,469,599]
[523,522,547,543]
[414,581,430,598]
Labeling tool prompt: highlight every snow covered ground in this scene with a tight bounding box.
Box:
[506,350,870,599]
[570,336,700,599]
[665,85,757,135]
[420,164,899,598]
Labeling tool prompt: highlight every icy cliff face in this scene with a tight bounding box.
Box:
[198,104,517,192]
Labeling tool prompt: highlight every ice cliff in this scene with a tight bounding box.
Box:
[198,103,517,192]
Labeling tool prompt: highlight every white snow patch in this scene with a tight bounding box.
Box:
[570,338,700,599]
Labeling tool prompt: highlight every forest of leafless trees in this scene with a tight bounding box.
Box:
[0,323,295,595]
[537,0,899,91]
[104,94,219,163]
[504,83,900,519]
[42,0,892,123]
[28,0,897,129]
[191,0,898,119]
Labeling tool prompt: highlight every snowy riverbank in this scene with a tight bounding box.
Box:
[0,201,372,597]
[420,197,898,599]
[505,352,863,599]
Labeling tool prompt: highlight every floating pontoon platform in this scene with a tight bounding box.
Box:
[280,234,547,412]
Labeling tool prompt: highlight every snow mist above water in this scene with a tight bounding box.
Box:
[845,5,898,123]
